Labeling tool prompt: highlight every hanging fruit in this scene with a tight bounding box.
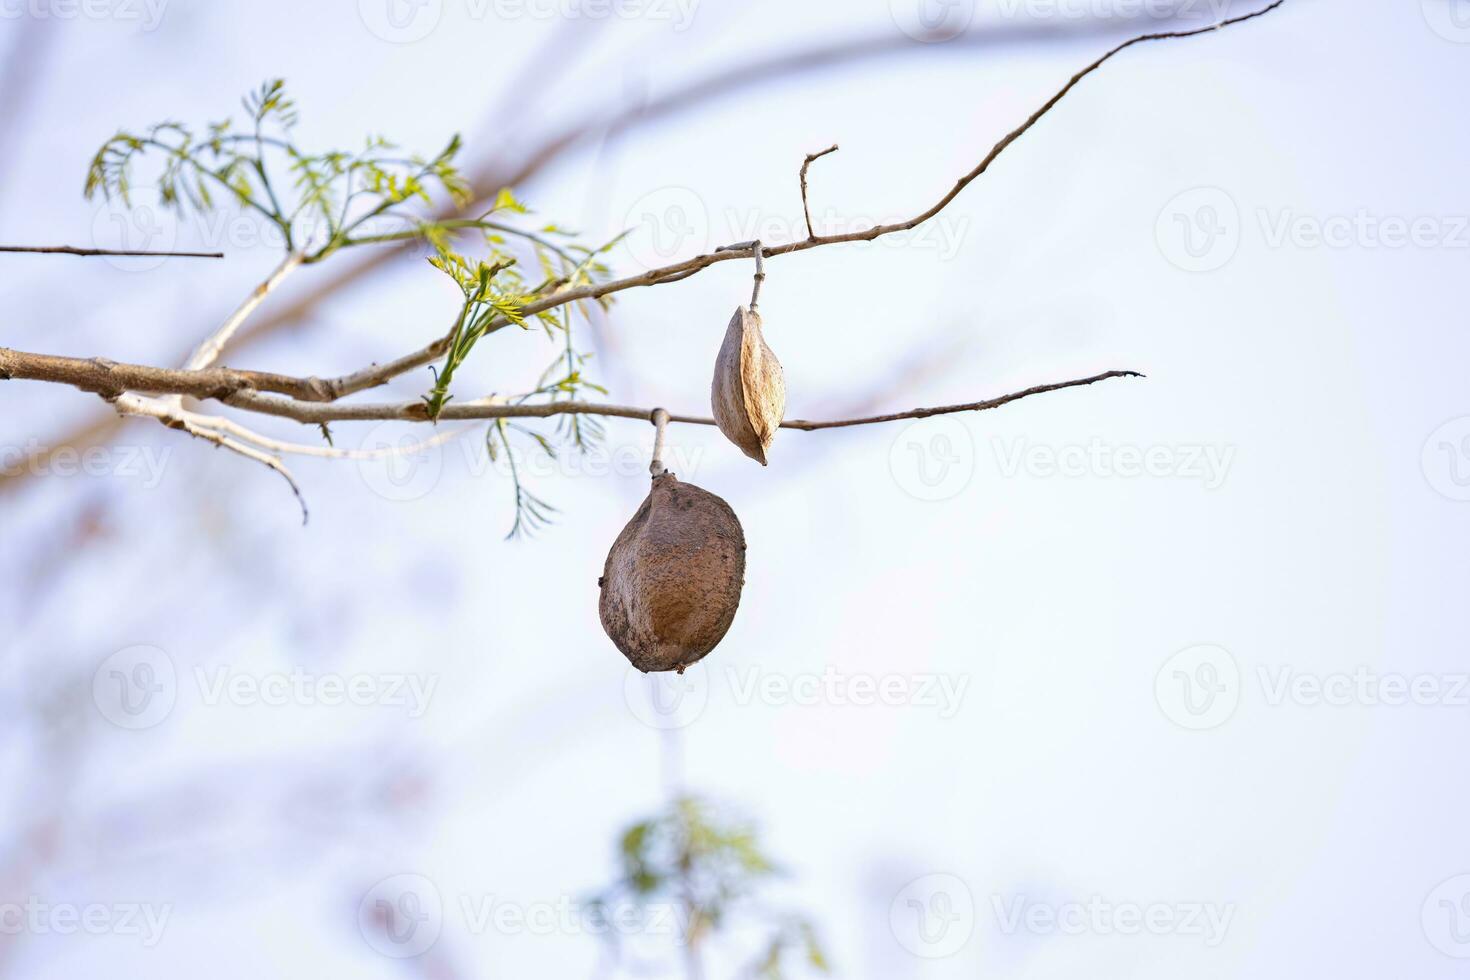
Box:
[599,411,747,674]
[710,242,785,465]
[711,306,786,465]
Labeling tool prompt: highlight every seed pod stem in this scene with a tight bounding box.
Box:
[649,407,670,477]
[717,239,766,311]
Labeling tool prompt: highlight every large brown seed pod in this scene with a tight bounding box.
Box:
[598,472,747,673]
[711,306,785,465]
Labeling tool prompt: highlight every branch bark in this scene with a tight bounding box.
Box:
[219,369,1144,427]
[0,245,224,258]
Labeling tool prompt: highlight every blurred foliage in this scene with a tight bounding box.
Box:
[590,797,829,979]
[85,80,635,539]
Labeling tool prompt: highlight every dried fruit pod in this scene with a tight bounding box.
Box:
[599,472,747,673]
[711,306,786,465]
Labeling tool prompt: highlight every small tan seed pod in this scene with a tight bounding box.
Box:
[598,472,747,673]
[711,306,785,465]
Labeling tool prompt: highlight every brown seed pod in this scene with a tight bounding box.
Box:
[711,306,786,465]
[598,472,747,673]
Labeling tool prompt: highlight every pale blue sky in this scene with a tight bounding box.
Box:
[2,1,1467,977]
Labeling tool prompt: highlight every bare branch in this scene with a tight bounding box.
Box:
[218,369,1142,427]
[0,245,224,259]
[779,370,1145,429]
[0,347,338,402]
[185,411,473,461]
[112,394,309,523]
[183,252,303,372]
[798,144,839,240]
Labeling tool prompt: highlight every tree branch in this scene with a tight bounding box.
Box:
[0,245,224,258]
[182,252,303,372]
[217,369,1143,427]
[111,393,309,524]
[0,347,338,402]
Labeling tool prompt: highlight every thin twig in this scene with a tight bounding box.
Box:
[186,411,473,461]
[0,245,224,259]
[183,252,303,372]
[799,144,839,239]
[112,393,309,524]
[217,369,1141,426]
